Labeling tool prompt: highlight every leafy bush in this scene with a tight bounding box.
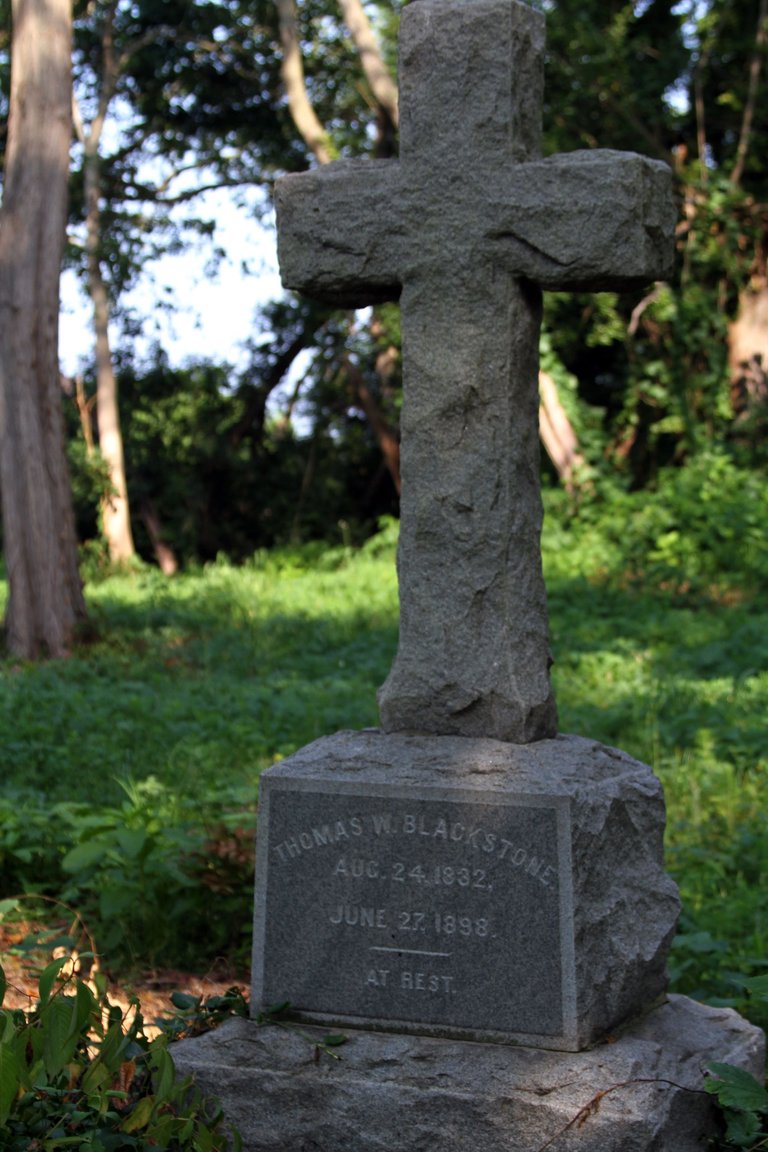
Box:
[622,452,768,594]
[0,956,241,1150]
[562,451,768,596]
[1,780,256,972]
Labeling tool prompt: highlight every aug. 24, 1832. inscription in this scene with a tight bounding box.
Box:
[253,781,574,1041]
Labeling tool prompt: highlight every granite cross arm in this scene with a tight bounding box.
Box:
[275,0,675,744]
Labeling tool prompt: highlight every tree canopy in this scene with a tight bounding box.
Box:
[0,0,766,581]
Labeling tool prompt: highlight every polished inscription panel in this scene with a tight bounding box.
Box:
[253,780,573,1041]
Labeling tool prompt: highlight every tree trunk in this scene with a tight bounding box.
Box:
[140,499,178,576]
[83,124,136,565]
[729,281,768,413]
[337,0,399,129]
[71,0,135,566]
[275,0,333,164]
[538,372,583,491]
[352,371,401,495]
[0,0,88,658]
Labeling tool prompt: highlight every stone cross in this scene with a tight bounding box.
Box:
[276,0,674,744]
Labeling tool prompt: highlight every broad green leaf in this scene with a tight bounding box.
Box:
[153,1044,176,1104]
[81,1056,111,1096]
[170,991,199,1011]
[43,996,78,1077]
[193,1122,215,1152]
[149,1112,176,1146]
[75,979,98,1033]
[0,899,19,920]
[45,935,77,952]
[743,975,768,1004]
[0,1012,16,1043]
[120,1092,156,1132]
[723,1106,762,1148]
[706,1063,768,1113]
[61,838,109,873]
[0,1041,20,1126]
[38,956,69,1006]
[116,827,148,858]
[96,1021,130,1072]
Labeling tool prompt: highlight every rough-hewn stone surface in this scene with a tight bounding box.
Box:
[252,732,680,1050]
[274,0,675,744]
[275,151,675,305]
[173,995,765,1152]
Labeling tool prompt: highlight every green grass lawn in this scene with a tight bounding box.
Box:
[1,514,766,1026]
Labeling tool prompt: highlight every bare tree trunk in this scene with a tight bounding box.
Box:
[0,0,88,658]
[140,499,179,576]
[337,0,398,128]
[275,0,333,164]
[727,1,768,421]
[347,359,401,495]
[731,0,767,188]
[73,1,136,565]
[74,374,96,453]
[538,372,583,491]
[729,280,768,412]
[85,151,136,563]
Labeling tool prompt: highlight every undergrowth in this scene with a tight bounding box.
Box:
[0,952,243,1150]
[0,490,766,1031]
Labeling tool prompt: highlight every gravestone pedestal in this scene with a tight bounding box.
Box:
[173,995,765,1152]
[252,731,679,1052]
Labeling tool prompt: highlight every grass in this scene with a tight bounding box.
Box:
[0,550,398,805]
[0,508,766,1026]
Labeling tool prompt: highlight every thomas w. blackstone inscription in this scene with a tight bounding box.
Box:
[256,782,569,1040]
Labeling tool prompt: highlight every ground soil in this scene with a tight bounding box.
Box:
[0,921,249,1034]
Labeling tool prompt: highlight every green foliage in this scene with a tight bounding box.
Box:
[66,440,114,548]
[155,988,248,1042]
[0,957,241,1150]
[58,779,255,969]
[559,451,768,596]
[0,539,398,970]
[705,1061,768,1150]
[543,0,687,158]
[534,0,768,486]
[63,342,400,566]
[542,491,768,1031]
[1,779,256,972]
[67,0,298,303]
[251,1001,348,1062]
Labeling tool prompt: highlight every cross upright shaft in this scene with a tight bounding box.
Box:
[275,0,675,744]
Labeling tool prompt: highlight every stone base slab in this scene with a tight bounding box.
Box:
[172,994,765,1152]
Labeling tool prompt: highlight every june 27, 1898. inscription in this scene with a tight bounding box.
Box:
[252,779,574,1043]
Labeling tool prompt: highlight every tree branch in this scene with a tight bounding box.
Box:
[115,24,177,74]
[731,0,768,187]
[123,175,267,205]
[232,313,330,449]
[86,0,119,155]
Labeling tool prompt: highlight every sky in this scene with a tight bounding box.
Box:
[59,188,285,378]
